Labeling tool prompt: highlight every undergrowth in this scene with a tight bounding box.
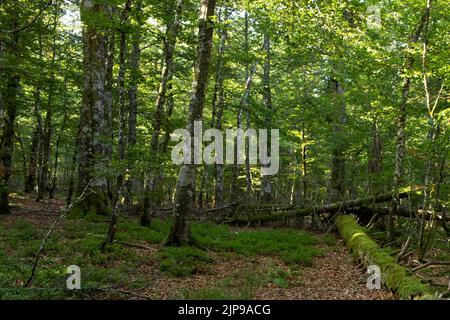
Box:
[0,214,327,299]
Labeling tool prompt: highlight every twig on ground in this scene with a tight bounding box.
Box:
[24,181,94,287]
[412,260,450,272]
[396,236,411,263]
[113,240,155,251]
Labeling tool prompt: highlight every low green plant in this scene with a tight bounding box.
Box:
[157,246,213,277]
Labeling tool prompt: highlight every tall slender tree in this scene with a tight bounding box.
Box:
[389,0,432,242]
[141,0,184,226]
[166,0,217,245]
[260,33,273,203]
[0,3,20,214]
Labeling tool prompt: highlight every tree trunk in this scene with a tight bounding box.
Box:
[25,124,40,193]
[117,0,131,192]
[37,16,58,201]
[166,0,216,246]
[389,0,432,242]
[418,13,435,261]
[368,117,382,194]
[232,189,417,224]
[301,127,308,203]
[66,121,81,205]
[141,0,183,226]
[0,7,19,215]
[329,75,347,203]
[105,27,115,201]
[125,0,142,205]
[260,33,273,203]
[243,12,252,196]
[49,113,68,198]
[336,215,433,300]
[213,9,228,208]
[25,36,44,194]
[229,36,261,201]
[77,0,113,215]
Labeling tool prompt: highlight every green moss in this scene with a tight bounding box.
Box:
[191,222,322,266]
[336,215,434,300]
[321,233,336,246]
[157,246,213,277]
[116,218,170,244]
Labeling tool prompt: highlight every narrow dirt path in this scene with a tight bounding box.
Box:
[254,243,393,300]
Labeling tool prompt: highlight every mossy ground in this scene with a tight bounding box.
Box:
[0,207,326,299]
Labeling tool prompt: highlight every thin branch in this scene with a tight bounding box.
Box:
[87,287,150,300]
[113,240,154,251]
[412,260,450,272]
[4,0,54,35]
[430,79,445,117]
[396,236,411,263]
[24,180,94,287]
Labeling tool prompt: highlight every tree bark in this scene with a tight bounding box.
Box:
[368,117,382,194]
[243,12,252,196]
[213,9,228,208]
[66,120,81,205]
[231,190,416,224]
[25,124,40,193]
[104,28,115,201]
[166,0,217,246]
[125,0,142,205]
[117,0,131,191]
[260,33,273,203]
[77,0,113,215]
[37,12,58,202]
[0,6,19,215]
[141,0,183,226]
[329,76,347,202]
[49,113,67,198]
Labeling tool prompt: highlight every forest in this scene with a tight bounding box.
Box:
[0,0,449,301]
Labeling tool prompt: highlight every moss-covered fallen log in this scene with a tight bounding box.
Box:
[336,215,435,300]
[229,190,415,224]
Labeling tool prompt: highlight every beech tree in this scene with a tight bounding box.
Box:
[76,0,113,215]
[166,0,217,246]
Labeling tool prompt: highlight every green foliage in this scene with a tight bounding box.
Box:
[157,246,213,277]
[321,233,336,246]
[0,215,144,299]
[116,218,170,244]
[192,222,322,266]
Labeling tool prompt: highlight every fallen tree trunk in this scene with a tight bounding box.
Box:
[348,206,450,222]
[153,203,239,217]
[336,215,435,300]
[229,190,414,224]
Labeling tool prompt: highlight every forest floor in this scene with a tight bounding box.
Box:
[0,194,447,300]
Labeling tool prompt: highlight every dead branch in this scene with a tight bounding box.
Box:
[24,181,94,287]
[396,236,411,263]
[113,240,154,251]
[412,260,450,272]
